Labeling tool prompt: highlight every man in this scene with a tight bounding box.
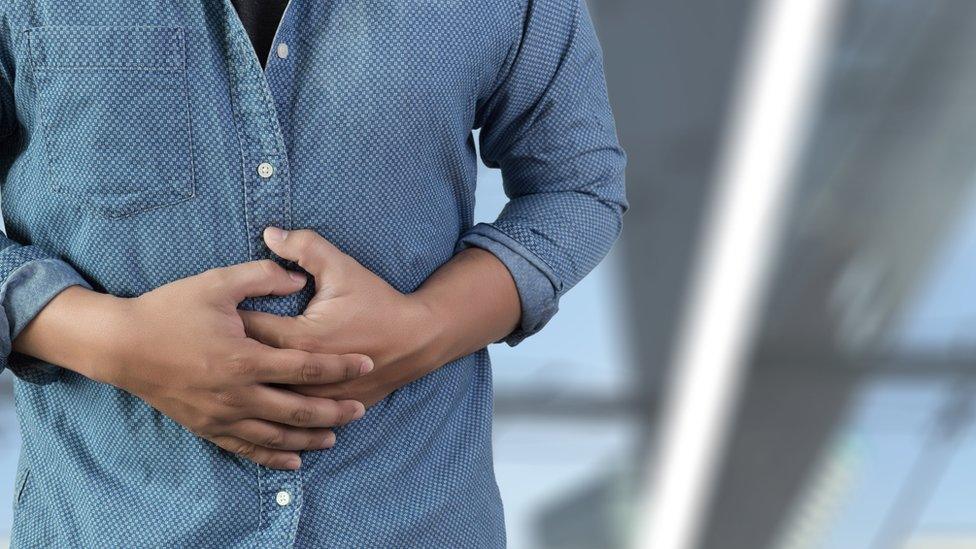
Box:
[1,0,626,545]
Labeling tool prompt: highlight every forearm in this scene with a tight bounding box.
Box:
[12,284,127,382]
[410,247,521,367]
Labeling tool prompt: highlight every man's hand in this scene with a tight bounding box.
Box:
[239,229,437,407]
[239,227,522,408]
[14,261,373,470]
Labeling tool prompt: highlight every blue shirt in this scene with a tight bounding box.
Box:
[0,0,626,546]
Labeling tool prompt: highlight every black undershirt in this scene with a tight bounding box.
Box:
[230,0,289,67]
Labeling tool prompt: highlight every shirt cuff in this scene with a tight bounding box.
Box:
[1,258,91,385]
[456,223,562,346]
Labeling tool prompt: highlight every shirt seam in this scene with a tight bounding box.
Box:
[474,0,526,123]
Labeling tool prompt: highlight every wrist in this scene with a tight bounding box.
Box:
[401,291,452,371]
[78,293,138,385]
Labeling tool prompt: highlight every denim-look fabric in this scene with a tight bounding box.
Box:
[0,0,626,546]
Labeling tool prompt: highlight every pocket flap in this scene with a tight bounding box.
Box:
[27,25,184,71]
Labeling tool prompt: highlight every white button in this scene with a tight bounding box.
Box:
[276,43,289,59]
[257,162,274,179]
[275,490,292,506]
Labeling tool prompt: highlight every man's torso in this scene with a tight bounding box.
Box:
[1,0,518,546]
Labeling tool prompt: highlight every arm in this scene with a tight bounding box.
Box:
[461,0,628,344]
[0,242,93,384]
[0,27,94,385]
[240,229,521,406]
[240,0,626,405]
[13,262,372,469]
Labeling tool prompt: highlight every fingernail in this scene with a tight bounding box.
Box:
[322,432,336,448]
[353,403,366,420]
[286,456,302,469]
[359,357,374,375]
[288,271,306,284]
[265,227,287,243]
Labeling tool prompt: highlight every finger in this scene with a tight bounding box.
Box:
[209,435,302,470]
[288,383,350,401]
[238,338,373,383]
[226,420,336,451]
[263,228,341,278]
[210,260,307,302]
[240,311,350,356]
[239,310,305,349]
[250,385,366,428]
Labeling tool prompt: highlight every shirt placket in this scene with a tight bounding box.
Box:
[218,1,303,545]
[221,0,294,263]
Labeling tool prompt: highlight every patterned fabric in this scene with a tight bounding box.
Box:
[0,0,626,546]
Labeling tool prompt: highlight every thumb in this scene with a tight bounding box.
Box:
[263,228,340,278]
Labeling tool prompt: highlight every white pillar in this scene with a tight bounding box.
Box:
[634,1,843,548]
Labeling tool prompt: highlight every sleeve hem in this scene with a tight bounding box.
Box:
[456,223,562,346]
[2,257,91,385]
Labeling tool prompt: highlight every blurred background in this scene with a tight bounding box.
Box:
[5,0,976,548]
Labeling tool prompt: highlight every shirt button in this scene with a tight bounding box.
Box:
[275,490,292,506]
[257,162,274,179]
[276,42,289,59]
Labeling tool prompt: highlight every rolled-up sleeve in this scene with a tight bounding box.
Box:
[0,247,91,383]
[457,0,627,345]
[0,33,90,383]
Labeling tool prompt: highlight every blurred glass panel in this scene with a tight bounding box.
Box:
[772,380,959,549]
[912,415,976,538]
[706,0,976,548]
[494,418,638,549]
[897,184,976,351]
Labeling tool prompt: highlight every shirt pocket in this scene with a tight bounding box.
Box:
[27,26,195,218]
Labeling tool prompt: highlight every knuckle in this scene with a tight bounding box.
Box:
[290,335,320,353]
[290,406,314,426]
[213,390,239,409]
[198,355,219,378]
[225,355,254,379]
[256,259,280,278]
[261,429,287,449]
[292,229,314,242]
[191,417,217,436]
[235,442,257,458]
[294,232,317,254]
[301,361,323,384]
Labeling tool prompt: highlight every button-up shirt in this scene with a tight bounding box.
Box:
[0,0,626,546]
